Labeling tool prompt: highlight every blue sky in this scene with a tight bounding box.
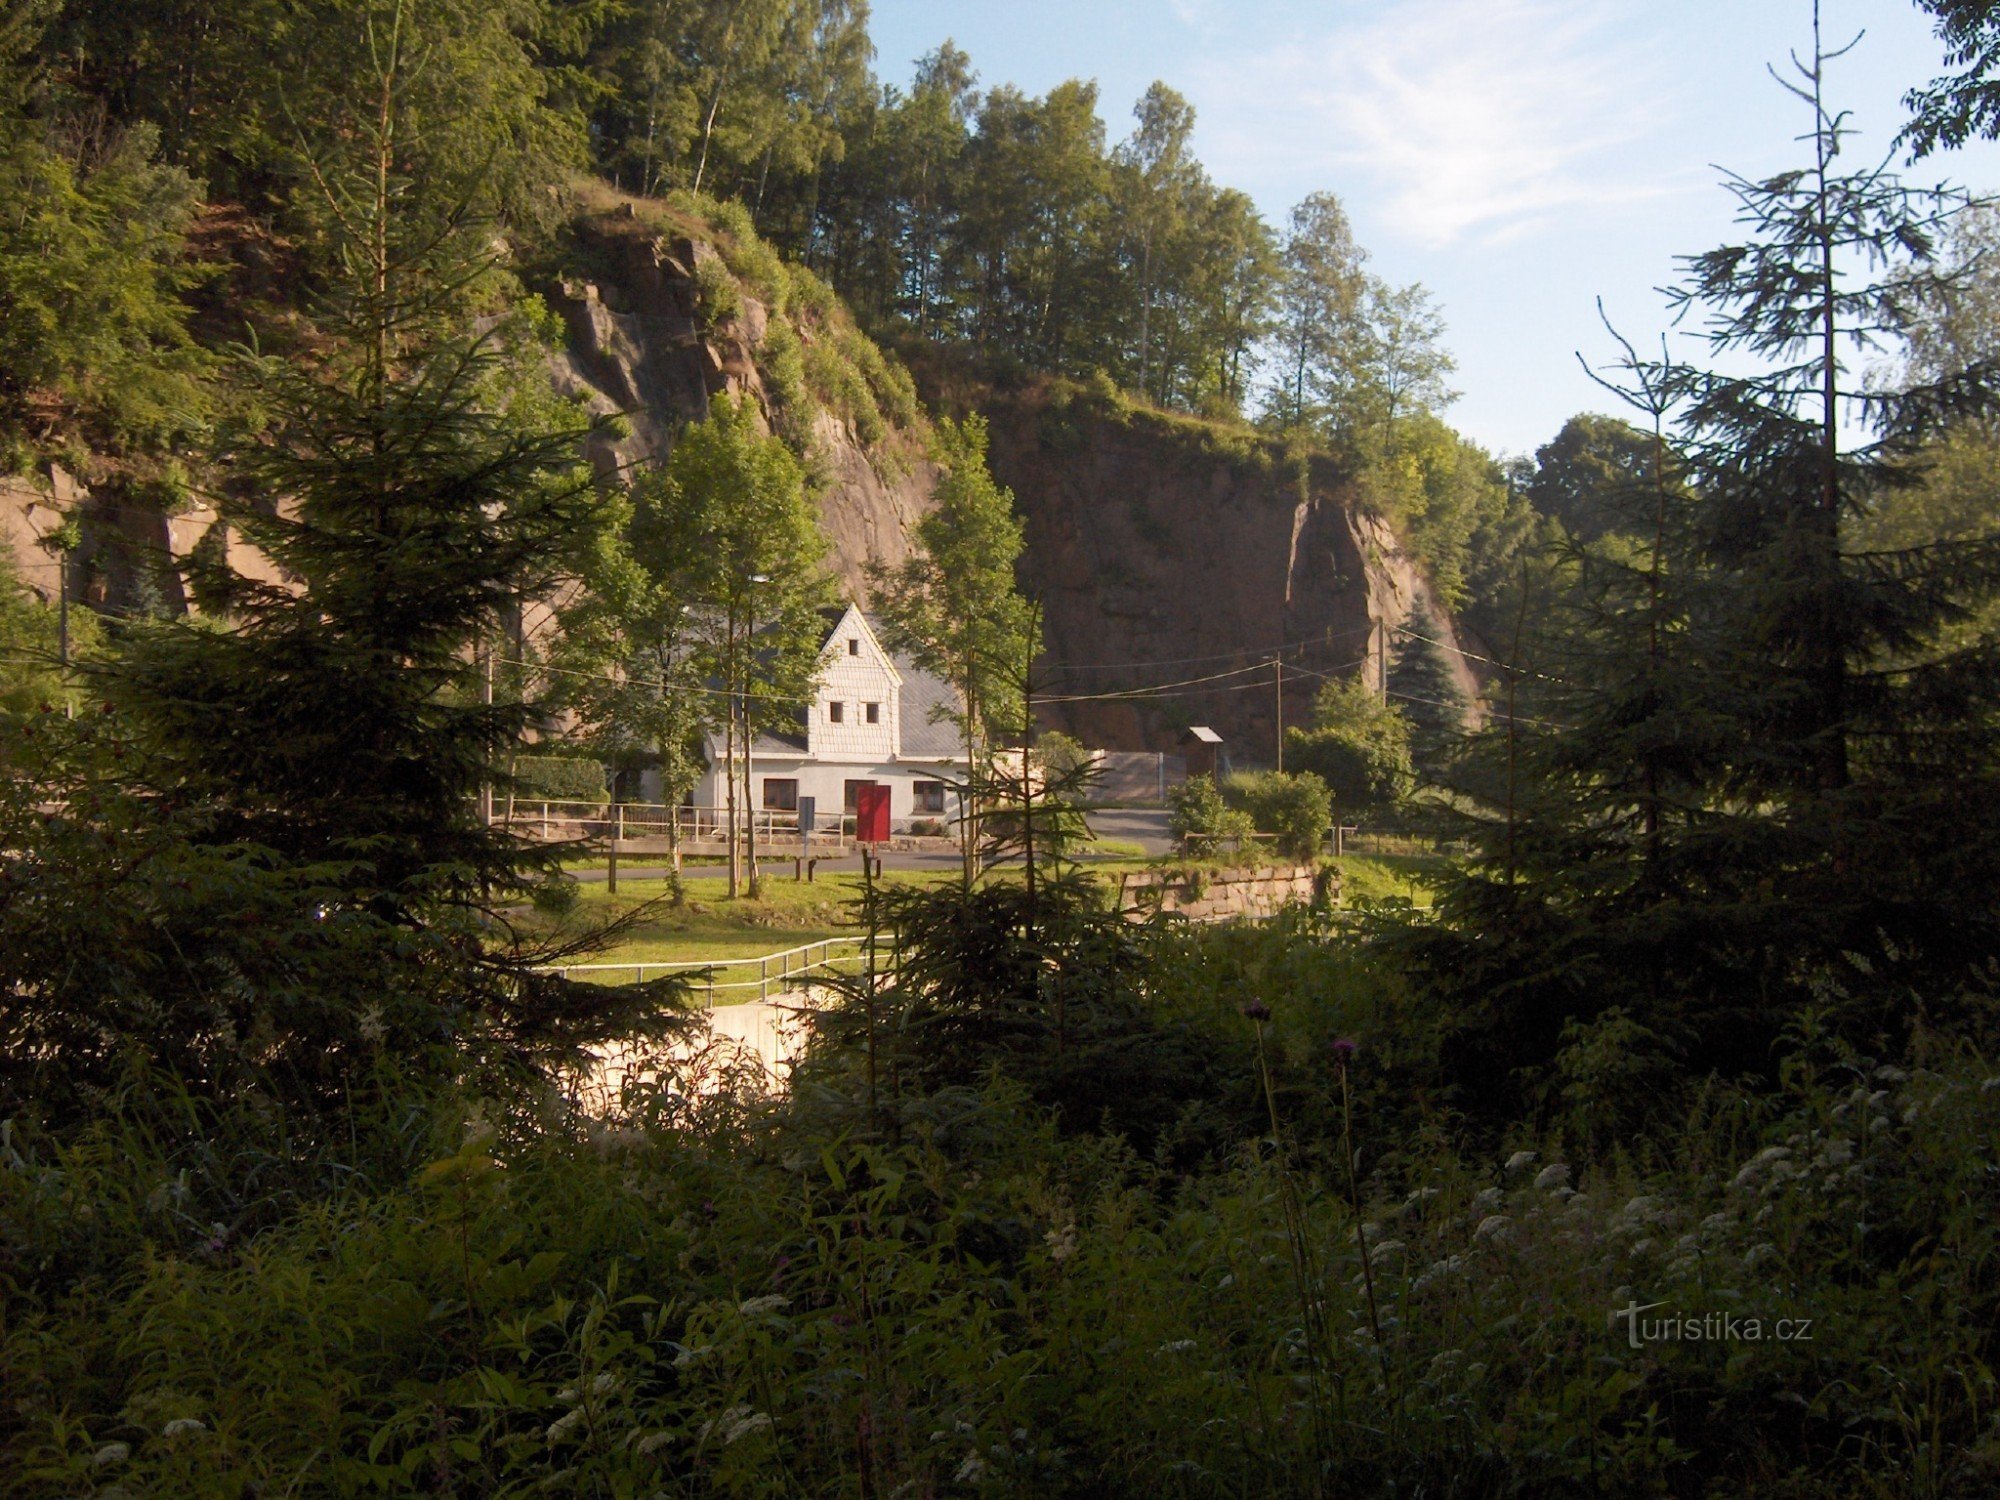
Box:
[866,0,2000,460]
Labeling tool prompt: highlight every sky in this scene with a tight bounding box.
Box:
[865,0,2000,461]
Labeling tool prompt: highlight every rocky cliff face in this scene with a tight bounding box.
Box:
[1,191,939,620]
[967,382,1480,758]
[543,195,938,596]
[4,188,1479,760]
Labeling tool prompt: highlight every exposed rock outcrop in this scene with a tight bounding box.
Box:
[958,381,1482,757]
[543,195,938,596]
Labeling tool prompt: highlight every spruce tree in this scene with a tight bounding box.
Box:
[91,13,661,1092]
[1386,599,1469,771]
[1405,13,2000,1112]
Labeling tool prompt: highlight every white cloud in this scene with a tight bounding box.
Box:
[1194,0,1689,247]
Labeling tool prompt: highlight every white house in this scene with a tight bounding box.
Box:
[691,604,967,834]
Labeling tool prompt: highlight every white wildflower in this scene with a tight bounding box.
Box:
[737,1294,790,1318]
[161,1418,207,1439]
[1505,1150,1537,1174]
[636,1430,675,1455]
[670,1343,709,1369]
[1533,1163,1570,1191]
[700,1406,773,1445]
[1045,1223,1079,1263]
[1874,1064,1908,1083]
[93,1442,131,1468]
[1405,1186,1441,1206]
[1473,1214,1510,1243]
[547,1408,588,1445]
[1472,1186,1504,1213]
[955,1452,988,1483]
[1156,1339,1198,1355]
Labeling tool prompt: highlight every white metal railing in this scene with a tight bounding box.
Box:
[497,800,849,850]
[542,935,897,1007]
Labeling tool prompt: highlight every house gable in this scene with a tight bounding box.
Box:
[810,604,901,762]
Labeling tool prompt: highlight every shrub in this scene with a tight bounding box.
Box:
[691,256,740,332]
[1168,773,1254,857]
[1285,677,1414,811]
[511,754,607,803]
[1227,769,1333,860]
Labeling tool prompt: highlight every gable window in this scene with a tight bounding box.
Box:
[828,700,844,723]
[762,778,798,811]
[848,638,860,656]
[843,779,868,810]
[865,702,880,724]
[914,780,946,814]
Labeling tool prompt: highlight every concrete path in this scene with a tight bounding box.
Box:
[1083,806,1175,857]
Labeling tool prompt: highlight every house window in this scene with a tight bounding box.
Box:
[914,780,946,814]
[762,778,798,812]
[828,700,844,723]
[844,779,868,811]
[865,701,880,724]
[848,637,860,656]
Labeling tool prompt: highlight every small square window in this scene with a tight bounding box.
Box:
[828,700,844,723]
[762,778,798,811]
[848,638,860,655]
[914,780,946,814]
[865,702,880,724]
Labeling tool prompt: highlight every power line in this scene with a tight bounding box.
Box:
[1043,620,1379,674]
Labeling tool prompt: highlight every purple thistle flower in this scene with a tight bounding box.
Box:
[1331,1038,1359,1061]
[1241,999,1272,1022]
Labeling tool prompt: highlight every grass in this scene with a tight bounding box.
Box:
[535,868,955,971]
[1334,851,1449,907]
[534,841,1391,974]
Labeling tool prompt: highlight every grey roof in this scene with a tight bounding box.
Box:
[1186,725,1224,744]
[864,614,964,760]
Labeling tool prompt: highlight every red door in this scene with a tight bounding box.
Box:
[855,783,891,844]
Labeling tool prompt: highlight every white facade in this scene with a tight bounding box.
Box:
[692,605,966,833]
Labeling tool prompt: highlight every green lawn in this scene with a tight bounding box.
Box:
[527,848,1430,975]
[1333,851,1450,907]
[531,868,955,973]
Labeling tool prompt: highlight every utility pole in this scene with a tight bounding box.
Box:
[1274,652,1284,772]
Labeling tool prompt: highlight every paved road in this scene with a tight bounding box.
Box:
[1085,806,1174,856]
